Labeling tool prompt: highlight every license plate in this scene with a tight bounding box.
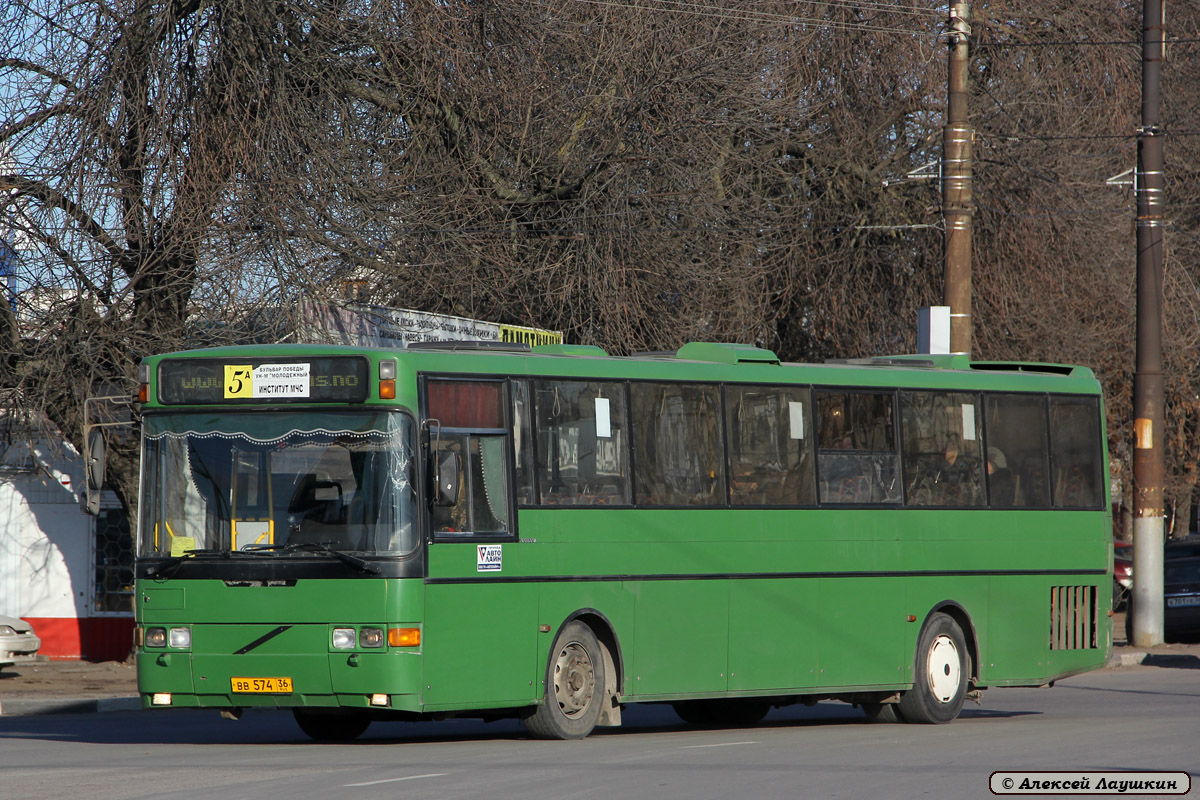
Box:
[1166,596,1200,608]
[230,676,293,694]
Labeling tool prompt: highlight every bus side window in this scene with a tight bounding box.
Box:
[631,383,726,507]
[900,391,984,508]
[430,433,510,535]
[726,386,816,506]
[427,379,512,537]
[815,391,900,505]
[533,380,631,506]
[1049,396,1104,508]
[984,393,1051,508]
[511,380,536,506]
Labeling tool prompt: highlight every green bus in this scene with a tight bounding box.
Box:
[134,341,1112,740]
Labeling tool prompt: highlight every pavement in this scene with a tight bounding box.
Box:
[1,611,1196,717]
[0,657,141,716]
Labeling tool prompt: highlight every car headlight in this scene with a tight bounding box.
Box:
[0,625,15,636]
[332,628,356,649]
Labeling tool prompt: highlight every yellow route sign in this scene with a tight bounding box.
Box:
[224,365,253,398]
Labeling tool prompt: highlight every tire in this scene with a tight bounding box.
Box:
[292,709,371,741]
[861,702,904,723]
[1124,597,1134,645]
[673,699,770,727]
[897,612,969,724]
[525,620,606,740]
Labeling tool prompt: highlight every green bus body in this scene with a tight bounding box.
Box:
[135,342,1112,736]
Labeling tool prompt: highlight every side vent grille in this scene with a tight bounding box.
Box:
[1049,585,1098,650]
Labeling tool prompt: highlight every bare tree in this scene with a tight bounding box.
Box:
[1,1,314,516]
[3,1,1199,528]
[969,1,1200,533]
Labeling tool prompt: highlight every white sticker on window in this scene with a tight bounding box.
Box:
[962,403,976,440]
[595,397,612,438]
[789,401,806,439]
[252,362,310,398]
[477,544,502,572]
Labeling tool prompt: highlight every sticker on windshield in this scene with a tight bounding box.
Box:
[477,544,502,572]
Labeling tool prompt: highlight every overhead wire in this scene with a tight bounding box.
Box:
[564,0,936,35]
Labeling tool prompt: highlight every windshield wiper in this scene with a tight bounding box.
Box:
[241,541,381,574]
[144,549,229,576]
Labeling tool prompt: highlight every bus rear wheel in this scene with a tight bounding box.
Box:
[292,709,371,741]
[525,621,606,740]
[898,612,969,724]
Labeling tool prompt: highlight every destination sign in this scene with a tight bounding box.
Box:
[157,357,370,404]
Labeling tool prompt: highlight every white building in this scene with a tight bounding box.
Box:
[0,413,132,661]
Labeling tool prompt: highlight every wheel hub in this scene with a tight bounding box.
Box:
[553,641,595,718]
[926,633,961,703]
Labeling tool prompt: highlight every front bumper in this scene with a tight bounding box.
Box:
[0,632,42,666]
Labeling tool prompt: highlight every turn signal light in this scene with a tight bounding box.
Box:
[378,360,397,399]
[138,364,151,403]
[388,627,420,647]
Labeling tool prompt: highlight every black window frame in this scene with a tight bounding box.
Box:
[421,374,519,544]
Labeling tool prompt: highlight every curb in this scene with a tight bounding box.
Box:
[0,696,141,717]
[1107,650,1148,668]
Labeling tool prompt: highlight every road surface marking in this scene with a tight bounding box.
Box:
[346,773,447,787]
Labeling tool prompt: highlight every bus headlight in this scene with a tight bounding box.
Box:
[168,627,191,649]
[332,628,356,649]
[360,628,385,648]
[145,627,167,648]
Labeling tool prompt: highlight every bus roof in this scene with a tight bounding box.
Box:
[142,341,1101,408]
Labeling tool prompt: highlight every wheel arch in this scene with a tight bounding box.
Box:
[558,608,624,691]
[924,600,980,684]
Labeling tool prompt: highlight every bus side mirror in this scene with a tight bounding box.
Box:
[82,428,106,516]
[433,450,461,507]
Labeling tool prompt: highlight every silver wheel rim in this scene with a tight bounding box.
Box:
[926,633,961,703]
[553,640,595,718]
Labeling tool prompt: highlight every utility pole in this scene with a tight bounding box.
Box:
[1131,0,1166,647]
[943,1,973,356]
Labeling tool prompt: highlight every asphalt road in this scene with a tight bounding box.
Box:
[0,660,1196,800]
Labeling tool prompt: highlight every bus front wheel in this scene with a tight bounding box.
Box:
[292,709,371,741]
[897,612,969,724]
[525,621,606,740]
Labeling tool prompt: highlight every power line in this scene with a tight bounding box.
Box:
[564,0,934,35]
[980,37,1200,48]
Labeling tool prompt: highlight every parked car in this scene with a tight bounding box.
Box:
[1125,536,1200,643]
[0,614,42,670]
[1163,550,1200,642]
[1113,539,1132,611]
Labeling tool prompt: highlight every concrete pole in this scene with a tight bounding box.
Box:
[1131,0,1166,647]
[943,2,973,356]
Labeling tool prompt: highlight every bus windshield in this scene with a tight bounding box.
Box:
[140,411,416,557]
